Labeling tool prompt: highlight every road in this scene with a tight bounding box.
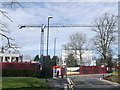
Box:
[68,74,120,90]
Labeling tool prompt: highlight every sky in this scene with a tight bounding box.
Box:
[0,1,118,58]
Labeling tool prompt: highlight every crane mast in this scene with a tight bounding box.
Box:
[39,25,45,63]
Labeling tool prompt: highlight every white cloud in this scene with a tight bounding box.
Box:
[1,0,120,2]
[1,2,118,57]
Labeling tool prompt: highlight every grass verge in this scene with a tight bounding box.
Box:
[2,77,50,89]
[104,71,120,83]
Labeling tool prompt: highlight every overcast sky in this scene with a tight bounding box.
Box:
[1,1,118,58]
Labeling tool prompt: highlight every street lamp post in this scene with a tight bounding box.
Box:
[46,16,53,82]
[54,38,57,57]
[46,16,53,56]
[54,38,57,66]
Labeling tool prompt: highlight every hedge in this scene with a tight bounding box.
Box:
[2,69,40,77]
[39,68,53,78]
[2,68,53,78]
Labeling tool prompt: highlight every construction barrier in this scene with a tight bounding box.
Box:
[61,67,66,77]
[67,67,80,75]
[53,66,66,78]
[1,62,40,70]
[80,65,107,74]
[53,66,61,78]
[53,65,108,76]
[1,63,108,77]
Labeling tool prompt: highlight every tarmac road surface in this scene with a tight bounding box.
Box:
[68,74,120,90]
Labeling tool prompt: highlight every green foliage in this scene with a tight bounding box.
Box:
[34,55,59,67]
[39,68,53,78]
[2,68,53,78]
[66,53,77,67]
[42,55,59,67]
[2,69,40,77]
[34,55,40,61]
[51,56,59,66]
[42,55,51,67]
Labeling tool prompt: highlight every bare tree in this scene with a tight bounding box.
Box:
[0,12,20,53]
[92,13,117,65]
[63,32,87,66]
[2,1,27,12]
[0,10,13,22]
[0,1,25,53]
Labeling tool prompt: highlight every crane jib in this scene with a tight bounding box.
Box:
[19,24,98,29]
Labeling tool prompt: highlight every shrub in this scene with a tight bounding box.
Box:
[2,69,40,77]
[2,68,53,78]
[39,68,53,78]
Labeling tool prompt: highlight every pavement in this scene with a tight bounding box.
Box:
[69,74,120,90]
[47,74,120,90]
[48,77,69,90]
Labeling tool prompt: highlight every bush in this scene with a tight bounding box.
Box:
[2,69,41,77]
[107,70,113,73]
[2,68,53,78]
[39,68,53,78]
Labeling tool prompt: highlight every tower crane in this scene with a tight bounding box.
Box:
[19,24,97,63]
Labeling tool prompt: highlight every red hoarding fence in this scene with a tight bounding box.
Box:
[1,62,40,70]
[80,65,107,74]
